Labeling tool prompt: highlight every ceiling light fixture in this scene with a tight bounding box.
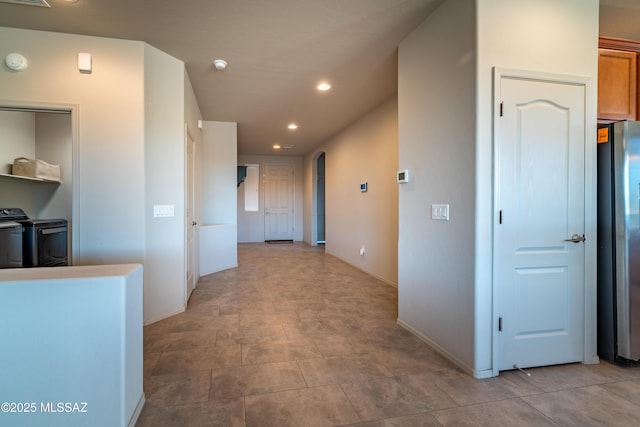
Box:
[317,82,331,91]
[288,123,298,130]
[213,59,227,71]
[273,144,281,149]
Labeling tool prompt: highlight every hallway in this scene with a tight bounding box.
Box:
[138,243,640,426]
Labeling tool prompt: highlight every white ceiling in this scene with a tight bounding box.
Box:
[0,0,637,155]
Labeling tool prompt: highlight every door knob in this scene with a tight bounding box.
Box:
[563,234,585,243]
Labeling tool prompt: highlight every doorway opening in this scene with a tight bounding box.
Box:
[317,152,326,244]
[310,151,326,247]
[0,103,78,264]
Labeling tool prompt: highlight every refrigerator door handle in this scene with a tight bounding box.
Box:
[564,234,586,243]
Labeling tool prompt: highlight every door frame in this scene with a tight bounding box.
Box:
[491,68,598,377]
[310,151,325,246]
[184,123,199,307]
[184,124,198,304]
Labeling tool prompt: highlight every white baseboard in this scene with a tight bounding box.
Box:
[128,393,145,427]
[585,355,600,365]
[324,252,398,288]
[144,307,185,326]
[396,318,495,379]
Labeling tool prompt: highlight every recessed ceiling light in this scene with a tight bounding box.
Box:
[273,144,281,149]
[317,82,331,91]
[288,123,298,130]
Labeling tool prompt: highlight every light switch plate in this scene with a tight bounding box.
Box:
[431,204,449,221]
[154,205,174,218]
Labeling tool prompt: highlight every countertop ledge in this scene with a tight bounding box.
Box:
[0,264,143,281]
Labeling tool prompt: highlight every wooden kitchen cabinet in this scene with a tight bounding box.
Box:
[598,48,637,121]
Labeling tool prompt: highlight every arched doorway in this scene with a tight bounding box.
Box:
[316,152,325,244]
[311,151,326,246]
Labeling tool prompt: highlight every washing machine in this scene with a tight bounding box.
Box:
[0,220,23,268]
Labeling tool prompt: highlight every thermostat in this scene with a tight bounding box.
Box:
[397,169,409,183]
[360,182,368,192]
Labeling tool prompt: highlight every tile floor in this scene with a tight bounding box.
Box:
[137,242,640,426]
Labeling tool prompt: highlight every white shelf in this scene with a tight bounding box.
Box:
[0,172,60,184]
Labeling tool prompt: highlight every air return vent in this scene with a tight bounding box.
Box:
[0,0,51,7]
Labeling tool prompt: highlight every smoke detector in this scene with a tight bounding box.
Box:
[213,59,227,71]
[5,53,28,71]
[0,0,50,7]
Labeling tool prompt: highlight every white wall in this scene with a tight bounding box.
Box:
[0,110,35,174]
[0,110,36,212]
[201,121,238,274]
[143,44,187,323]
[397,0,599,377]
[35,113,73,222]
[0,27,195,325]
[0,264,144,427]
[238,154,304,243]
[475,0,599,374]
[599,2,640,41]
[397,0,477,370]
[0,27,147,266]
[303,97,398,286]
[0,111,72,221]
[202,121,237,225]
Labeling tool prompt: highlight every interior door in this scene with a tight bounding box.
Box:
[186,130,196,302]
[495,73,586,371]
[264,163,294,241]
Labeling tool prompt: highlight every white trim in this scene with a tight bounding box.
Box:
[243,163,260,212]
[491,67,597,377]
[326,251,397,288]
[185,124,201,301]
[143,306,186,326]
[127,394,145,427]
[184,123,190,306]
[397,319,492,379]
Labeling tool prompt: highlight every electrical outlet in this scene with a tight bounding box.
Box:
[431,204,449,221]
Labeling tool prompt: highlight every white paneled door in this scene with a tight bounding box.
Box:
[264,163,294,241]
[494,71,586,371]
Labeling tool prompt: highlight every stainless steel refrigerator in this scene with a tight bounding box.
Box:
[597,120,640,363]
